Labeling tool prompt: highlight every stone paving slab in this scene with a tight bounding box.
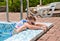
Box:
[37,17,60,41]
[0,12,27,21]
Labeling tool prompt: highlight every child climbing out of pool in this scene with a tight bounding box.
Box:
[12,15,47,35]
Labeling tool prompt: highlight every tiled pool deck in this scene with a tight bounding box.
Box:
[37,17,60,41]
[0,12,60,41]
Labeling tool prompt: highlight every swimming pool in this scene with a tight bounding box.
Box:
[0,22,16,41]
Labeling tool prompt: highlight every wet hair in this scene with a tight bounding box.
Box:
[26,15,36,21]
[31,22,35,25]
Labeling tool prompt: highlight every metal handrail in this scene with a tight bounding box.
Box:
[5,0,30,22]
[6,0,9,22]
[26,0,29,17]
[20,0,23,20]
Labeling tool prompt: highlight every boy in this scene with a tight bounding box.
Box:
[12,16,47,35]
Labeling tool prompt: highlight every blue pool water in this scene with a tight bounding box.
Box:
[0,22,16,41]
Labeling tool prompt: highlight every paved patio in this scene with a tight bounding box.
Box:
[0,12,60,41]
[0,12,27,21]
[37,17,60,41]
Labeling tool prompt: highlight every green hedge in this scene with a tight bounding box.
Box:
[9,0,39,12]
[43,0,60,5]
[0,0,60,12]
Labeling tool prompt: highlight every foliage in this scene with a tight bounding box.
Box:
[0,0,60,12]
[43,0,60,5]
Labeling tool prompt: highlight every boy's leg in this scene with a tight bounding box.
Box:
[12,28,18,35]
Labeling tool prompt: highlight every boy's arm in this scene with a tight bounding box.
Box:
[15,23,47,33]
[16,25,27,33]
[35,23,46,27]
[25,23,41,30]
[25,23,47,31]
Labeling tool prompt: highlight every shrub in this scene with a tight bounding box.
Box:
[0,0,60,12]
